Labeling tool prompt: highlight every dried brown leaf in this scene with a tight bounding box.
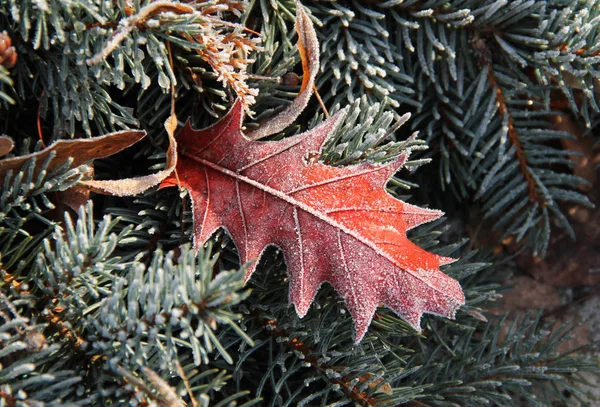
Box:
[246,2,319,140]
[82,115,177,196]
[0,130,146,183]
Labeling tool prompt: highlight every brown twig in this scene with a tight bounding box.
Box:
[252,310,379,406]
[37,90,46,148]
[488,70,541,204]
[473,36,543,206]
[313,84,330,119]
[176,360,199,407]
[86,2,195,65]
[43,306,86,348]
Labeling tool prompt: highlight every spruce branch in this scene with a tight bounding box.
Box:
[0,151,95,280]
[86,0,262,108]
[1,1,599,406]
[321,96,425,168]
[86,2,196,65]
[21,201,258,404]
[405,311,600,406]
[32,202,251,368]
[3,0,261,136]
[476,47,543,207]
[0,294,92,406]
[251,308,379,406]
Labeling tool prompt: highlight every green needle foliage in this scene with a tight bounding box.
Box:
[1,0,599,406]
[308,0,599,256]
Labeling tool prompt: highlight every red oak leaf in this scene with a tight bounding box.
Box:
[160,99,465,342]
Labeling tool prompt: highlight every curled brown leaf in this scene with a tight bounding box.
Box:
[246,2,320,140]
[82,115,178,196]
[0,130,146,183]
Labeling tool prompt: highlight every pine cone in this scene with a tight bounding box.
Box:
[0,31,17,69]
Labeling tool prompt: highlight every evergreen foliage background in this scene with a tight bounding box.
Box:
[1,0,599,405]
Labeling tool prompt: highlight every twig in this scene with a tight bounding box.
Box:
[176,360,199,407]
[37,90,46,148]
[313,84,329,118]
[473,39,543,206]
[87,1,194,65]
[252,309,378,406]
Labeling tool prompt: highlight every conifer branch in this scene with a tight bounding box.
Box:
[484,66,543,206]
[42,307,86,349]
[252,309,378,407]
[2,1,599,405]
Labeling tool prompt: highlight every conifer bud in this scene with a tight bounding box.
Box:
[282,72,301,87]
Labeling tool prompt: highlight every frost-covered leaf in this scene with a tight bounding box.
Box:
[160,99,465,342]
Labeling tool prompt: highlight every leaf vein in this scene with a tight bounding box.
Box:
[236,180,249,257]
[287,165,389,195]
[238,137,305,173]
